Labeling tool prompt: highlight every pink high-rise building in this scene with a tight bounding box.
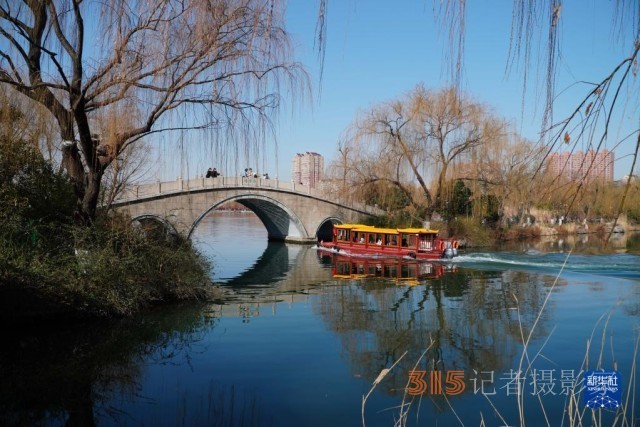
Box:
[292,152,324,188]
[546,149,614,182]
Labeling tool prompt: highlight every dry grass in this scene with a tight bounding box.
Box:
[501,225,543,241]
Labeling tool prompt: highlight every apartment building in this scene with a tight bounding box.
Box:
[546,149,614,182]
[292,152,324,188]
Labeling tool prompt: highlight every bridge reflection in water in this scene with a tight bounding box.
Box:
[206,248,446,322]
[207,244,458,321]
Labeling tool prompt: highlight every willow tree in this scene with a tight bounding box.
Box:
[457,132,546,221]
[0,0,302,224]
[338,85,504,215]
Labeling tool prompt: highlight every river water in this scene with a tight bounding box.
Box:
[1,211,639,426]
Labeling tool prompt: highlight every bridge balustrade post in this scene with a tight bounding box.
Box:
[157,180,161,194]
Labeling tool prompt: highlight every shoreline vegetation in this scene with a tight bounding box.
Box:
[0,215,222,321]
[0,138,221,321]
[443,214,640,248]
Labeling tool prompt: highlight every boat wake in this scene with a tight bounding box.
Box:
[453,252,640,280]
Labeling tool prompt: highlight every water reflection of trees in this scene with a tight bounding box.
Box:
[0,307,216,426]
[314,268,556,397]
[499,231,640,254]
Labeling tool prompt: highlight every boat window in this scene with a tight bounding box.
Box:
[368,233,376,244]
[337,229,347,241]
[402,234,417,247]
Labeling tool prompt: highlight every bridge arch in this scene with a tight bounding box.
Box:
[187,194,309,241]
[130,214,180,241]
[316,217,343,243]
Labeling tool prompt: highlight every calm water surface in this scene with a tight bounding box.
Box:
[1,211,639,426]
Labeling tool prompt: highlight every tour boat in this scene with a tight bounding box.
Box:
[317,223,459,260]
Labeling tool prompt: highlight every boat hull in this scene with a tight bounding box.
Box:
[317,241,449,260]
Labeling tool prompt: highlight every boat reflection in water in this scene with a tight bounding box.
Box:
[320,253,456,284]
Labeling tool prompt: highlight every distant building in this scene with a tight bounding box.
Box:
[292,152,324,188]
[546,149,614,182]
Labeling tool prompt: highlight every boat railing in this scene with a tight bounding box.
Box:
[419,241,432,251]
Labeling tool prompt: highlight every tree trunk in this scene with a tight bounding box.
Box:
[435,161,449,211]
[393,130,433,207]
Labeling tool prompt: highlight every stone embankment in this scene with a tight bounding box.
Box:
[536,216,639,237]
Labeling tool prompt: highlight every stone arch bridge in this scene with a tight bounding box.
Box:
[111,177,383,243]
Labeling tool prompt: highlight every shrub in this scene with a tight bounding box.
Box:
[0,129,212,318]
[1,216,213,318]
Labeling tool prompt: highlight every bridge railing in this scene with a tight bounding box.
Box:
[114,177,384,216]
[116,177,323,200]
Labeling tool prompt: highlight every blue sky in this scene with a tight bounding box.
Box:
[155,0,638,181]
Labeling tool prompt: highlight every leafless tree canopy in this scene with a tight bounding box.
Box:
[328,85,508,218]
[0,0,303,223]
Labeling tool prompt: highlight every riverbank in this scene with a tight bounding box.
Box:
[442,217,640,248]
[0,215,224,321]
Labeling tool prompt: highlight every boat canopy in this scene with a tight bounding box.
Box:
[397,227,439,234]
[333,224,439,235]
